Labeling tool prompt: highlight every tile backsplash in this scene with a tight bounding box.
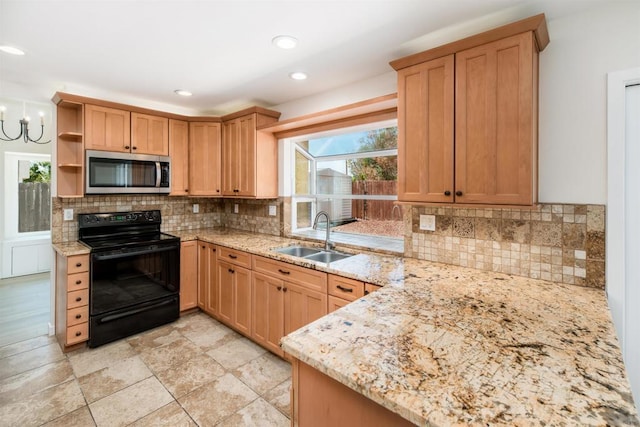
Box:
[408,204,605,289]
[52,196,282,244]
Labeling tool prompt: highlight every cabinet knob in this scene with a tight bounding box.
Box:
[75,331,82,337]
[185,189,188,192]
[456,191,463,196]
[132,146,137,150]
[76,262,82,267]
[75,314,82,319]
[282,287,288,292]
[75,297,82,302]
[124,145,130,150]
[228,268,235,274]
[277,286,282,291]
[364,290,370,295]
[216,189,220,192]
[75,280,82,285]
[444,190,451,196]
[212,248,216,252]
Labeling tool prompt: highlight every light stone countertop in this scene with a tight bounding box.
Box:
[52,228,639,425]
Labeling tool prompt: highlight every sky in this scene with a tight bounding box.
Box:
[307,131,368,157]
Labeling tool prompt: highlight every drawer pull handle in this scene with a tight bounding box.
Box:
[75,314,82,319]
[75,263,82,267]
[228,254,237,259]
[278,269,290,275]
[277,286,282,291]
[336,285,353,293]
[75,331,82,337]
[75,280,82,285]
[228,268,235,274]
[75,297,82,302]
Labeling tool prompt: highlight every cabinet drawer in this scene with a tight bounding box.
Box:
[67,289,89,309]
[218,246,251,268]
[253,256,327,293]
[67,272,89,291]
[67,306,89,327]
[66,323,89,345]
[67,255,89,274]
[328,275,364,301]
[365,283,382,295]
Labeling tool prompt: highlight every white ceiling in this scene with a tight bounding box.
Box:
[0,0,606,116]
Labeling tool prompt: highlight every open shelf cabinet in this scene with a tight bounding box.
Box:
[56,101,84,197]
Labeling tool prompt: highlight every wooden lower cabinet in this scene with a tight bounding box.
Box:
[180,241,198,311]
[55,253,90,350]
[217,249,252,336]
[328,295,350,313]
[252,256,327,357]
[197,241,218,316]
[292,359,414,427]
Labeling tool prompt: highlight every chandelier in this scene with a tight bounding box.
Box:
[0,105,51,144]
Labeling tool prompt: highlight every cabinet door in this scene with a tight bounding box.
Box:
[222,115,256,196]
[84,104,131,152]
[284,282,327,335]
[217,259,235,326]
[397,55,454,203]
[197,242,210,310]
[205,245,218,316]
[233,266,252,336]
[169,119,190,196]
[455,32,536,205]
[252,272,285,356]
[189,122,222,196]
[180,241,198,311]
[131,113,169,155]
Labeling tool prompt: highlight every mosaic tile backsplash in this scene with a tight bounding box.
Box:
[52,196,282,244]
[407,204,606,289]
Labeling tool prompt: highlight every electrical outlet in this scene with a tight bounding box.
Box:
[63,209,74,221]
[234,204,239,214]
[419,214,436,231]
[268,205,277,216]
[192,204,199,213]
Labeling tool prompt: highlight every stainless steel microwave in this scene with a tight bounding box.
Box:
[85,150,171,194]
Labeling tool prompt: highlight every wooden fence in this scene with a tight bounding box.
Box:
[18,182,50,232]
[351,181,399,220]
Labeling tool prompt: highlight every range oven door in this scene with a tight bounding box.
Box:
[88,241,180,347]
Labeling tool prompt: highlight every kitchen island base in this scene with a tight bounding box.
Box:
[292,359,415,427]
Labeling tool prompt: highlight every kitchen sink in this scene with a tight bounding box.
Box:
[303,251,352,263]
[275,246,323,257]
[274,245,353,263]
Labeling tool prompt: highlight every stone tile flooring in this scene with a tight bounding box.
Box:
[0,312,291,426]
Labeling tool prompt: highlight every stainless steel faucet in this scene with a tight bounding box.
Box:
[313,210,335,251]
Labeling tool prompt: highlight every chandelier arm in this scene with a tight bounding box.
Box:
[0,120,23,141]
[25,124,50,144]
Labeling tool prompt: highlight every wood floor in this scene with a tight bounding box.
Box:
[0,272,50,347]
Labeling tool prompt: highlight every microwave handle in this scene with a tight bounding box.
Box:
[155,162,161,188]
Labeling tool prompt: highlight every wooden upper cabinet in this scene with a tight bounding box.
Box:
[397,55,454,203]
[131,113,169,155]
[84,104,130,152]
[169,119,189,196]
[189,122,222,196]
[221,109,280,198]
[455,32,536,205]
[392,14,547,206]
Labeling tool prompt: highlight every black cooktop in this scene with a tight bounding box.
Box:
[81,232,179,250]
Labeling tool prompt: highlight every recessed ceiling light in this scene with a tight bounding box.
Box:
[0,45,25,55]
[272,35,298,49]
[289,72,308,81]
[174,89,192,97]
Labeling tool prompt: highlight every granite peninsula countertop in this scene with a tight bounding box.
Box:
[53,228,639,425]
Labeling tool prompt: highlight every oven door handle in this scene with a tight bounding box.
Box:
[155,162,161,187]
[92,244,178,261]
[98,297,178,324]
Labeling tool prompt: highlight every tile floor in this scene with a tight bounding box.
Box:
[0,312,292,426]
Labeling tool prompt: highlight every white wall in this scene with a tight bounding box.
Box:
[274,1,640,205]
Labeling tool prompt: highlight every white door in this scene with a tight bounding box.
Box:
[608,69,640,405]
